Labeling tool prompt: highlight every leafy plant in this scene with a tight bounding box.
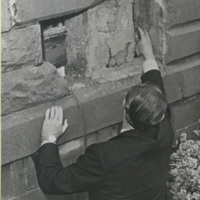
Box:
[168,130,200,200]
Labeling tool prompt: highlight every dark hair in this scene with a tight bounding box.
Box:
[124,82,167,131]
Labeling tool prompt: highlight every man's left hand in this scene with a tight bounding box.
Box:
[41,106,68,143]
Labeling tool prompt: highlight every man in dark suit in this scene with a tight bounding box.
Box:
[33,28,174,200]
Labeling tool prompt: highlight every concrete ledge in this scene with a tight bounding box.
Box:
[2,60,200,164]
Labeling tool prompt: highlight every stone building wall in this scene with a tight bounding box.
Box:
[2,0,200,200]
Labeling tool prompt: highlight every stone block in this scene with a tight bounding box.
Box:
[165,25,200,63]
[163,71,183,104]
[163,59,200,103]
[164,0,200,28]
[10,0,105,24]
[2,24,43,72]
[65,12,89,76]
[2,0,12,32]
[171,94,200,131]
[24,157,38,191]
[87,0,135,77]
[2,96,84,164]
[182,62,200,97]
[2,62,70,116]
[134,0,165,62]
[2,160,26,200]
[65,0,136,79]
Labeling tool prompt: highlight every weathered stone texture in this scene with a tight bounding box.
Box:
[164,0,200,28]
[2,24,43,72]
[65,12,89,76]
[2,62,70,116]
[10,0,105,24]
[2,0,12,32]
[134,0,164,62]
[65,0,136,80]
[87,0,135,79]
[135,0,200,64]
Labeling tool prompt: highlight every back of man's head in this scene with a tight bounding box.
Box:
[124,82,167,131]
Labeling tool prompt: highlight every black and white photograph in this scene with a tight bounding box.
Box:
[2,0,200,200]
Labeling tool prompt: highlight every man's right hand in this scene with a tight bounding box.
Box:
[136,27,155,60]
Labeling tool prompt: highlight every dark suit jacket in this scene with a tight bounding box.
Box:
[33,70,174,200]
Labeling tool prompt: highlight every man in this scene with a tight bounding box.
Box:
[33,28,174,200]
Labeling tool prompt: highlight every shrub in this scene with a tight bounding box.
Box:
[168,130,200,200]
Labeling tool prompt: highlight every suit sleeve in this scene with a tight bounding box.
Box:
[141,70,166,95]
[32,143,104,195]
[140,60,171,118]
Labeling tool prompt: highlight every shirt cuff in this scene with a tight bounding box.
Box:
[41,135,57,146]
[143,59,159,73]
[41,140,56,146]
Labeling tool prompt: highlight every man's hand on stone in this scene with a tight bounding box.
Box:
[41,106,68,144]
[137,27,155,60]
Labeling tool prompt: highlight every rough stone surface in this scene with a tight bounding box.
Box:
[164,0,200,28]
[87,0,135,78]
[2,160,26,200]
[134,0,164,62]
[10,0,105,24]
[2,0,12,32]
[65,12,89,76]
[134,0,200,65]
[165,26,200,63]
[2,24,43,72]
[2,62,70,116]
[65,0,136,79]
